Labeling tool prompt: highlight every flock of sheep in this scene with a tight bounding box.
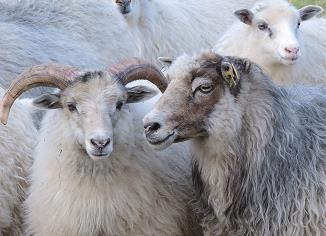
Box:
[0,0,325,235]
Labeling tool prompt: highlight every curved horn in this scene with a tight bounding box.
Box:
[108,58,167,92]
[0,64,81,125]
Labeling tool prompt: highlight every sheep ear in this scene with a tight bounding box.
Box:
[299,5,323,21]
[127,85,158,103]
[221,62,240,88]
[33,94,62,109]
[158,57,174,66]
[234,9,254,25]
[243,59,251,73]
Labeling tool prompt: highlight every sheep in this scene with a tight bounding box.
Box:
[0,89,37,235]
[111,0,257,65]
[0,0,138,97]
[213,0,326,85]
[143,51,326,235]
[0,59,201,236]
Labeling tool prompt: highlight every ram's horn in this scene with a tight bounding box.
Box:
[108,58,167,92]
[0,64,81,125]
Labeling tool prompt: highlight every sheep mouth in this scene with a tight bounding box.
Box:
[87,148,113,161]
[92,153,109,157]
[174,137,190,143]
[121,9,131,14]
[147,132,176,150]
[119,5,131,14]
[279,55,299,65]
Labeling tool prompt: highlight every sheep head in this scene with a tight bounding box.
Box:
[143,52,253,150]
[234,0,323,66]
[112,0,133,14]
[0,59,166,160]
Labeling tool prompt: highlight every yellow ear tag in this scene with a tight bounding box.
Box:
[221,62,239,88]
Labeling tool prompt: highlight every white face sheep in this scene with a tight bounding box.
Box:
[143,51,326,235]
[0,60,200,236]
[213,0,325,85]
[112,0,256,66]
[0,90,37,235]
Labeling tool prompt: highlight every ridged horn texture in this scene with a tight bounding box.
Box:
[0,64,80,125]
[108,58,167,92]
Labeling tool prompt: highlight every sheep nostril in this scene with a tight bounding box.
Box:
[103,138,111,147]
[90,138,111,149]
[144,122,161,135]
[285,47,299,54]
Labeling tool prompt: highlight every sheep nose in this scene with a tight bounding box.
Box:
[90,138,110,149]
[284,47,299,55]
[144,122,161,135]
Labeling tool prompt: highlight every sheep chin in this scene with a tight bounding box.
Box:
[86,147,113,161]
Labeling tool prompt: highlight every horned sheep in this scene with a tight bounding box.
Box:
[0,88,37,235]
[112,0,256,65]
[213,0,326,85]
[0,60,201,236]
[143,51,326,235]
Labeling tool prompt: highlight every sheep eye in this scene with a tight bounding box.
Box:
[297,21,301,28]
[258,23,268,31]
[67,103,77,112]
[116,101,123,110]
[198,84,214,94]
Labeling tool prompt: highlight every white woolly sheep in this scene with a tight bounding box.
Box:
[0,60,201,236]
[143,51,326,235]
[0,0,138,97]
[213,0,325,85]
[112,0,256,65]
[0,89,37,236]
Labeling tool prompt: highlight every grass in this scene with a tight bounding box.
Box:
[291,0,326,15]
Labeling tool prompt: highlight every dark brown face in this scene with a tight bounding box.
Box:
[143,52,250,150]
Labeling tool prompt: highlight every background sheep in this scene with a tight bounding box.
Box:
[0,89,37,235]
[0,0,138,97]
[143,52,326,235]
[0,61,201,235]
[213,0,325,85]
[112,0,256,65]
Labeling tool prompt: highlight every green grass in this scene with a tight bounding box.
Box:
[292,0,326,15]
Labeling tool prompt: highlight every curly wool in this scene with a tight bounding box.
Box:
[0,89,37,235]
[24,100,200,236]
[0,0,138,97]
[192,64,326,235]
[122,0,256,66]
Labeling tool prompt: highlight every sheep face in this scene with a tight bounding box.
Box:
[234,1,323,66]
[33,72,157,160]
[144,52,249,150]
[112,0,133,14]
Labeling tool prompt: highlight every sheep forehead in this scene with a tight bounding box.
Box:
[167,51,219,83]
[63,74,126,106]
[254,2,299,25]
[253,0,292,12]
[167,55,199,81]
